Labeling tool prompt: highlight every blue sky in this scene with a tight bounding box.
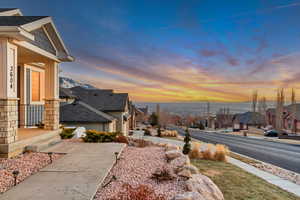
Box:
[2,0,300,102]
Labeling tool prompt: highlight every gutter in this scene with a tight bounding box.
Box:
[0,26,34,41]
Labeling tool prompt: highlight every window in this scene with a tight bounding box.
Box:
[31,71,40,102]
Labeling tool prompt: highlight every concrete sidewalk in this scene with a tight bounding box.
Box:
[0,142,126,200]
[132,130,184,147]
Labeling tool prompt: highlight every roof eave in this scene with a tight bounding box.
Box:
[0,9,23,16]
[59,55,75,62]
[0,26,34,41]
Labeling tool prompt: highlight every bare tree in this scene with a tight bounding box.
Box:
[276,88,285,131]
[258,97,267,115]
[252,90,258,113]
[156,104,160,125]
[159,110,171,128]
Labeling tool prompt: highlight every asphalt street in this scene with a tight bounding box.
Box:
[173,127,300,173]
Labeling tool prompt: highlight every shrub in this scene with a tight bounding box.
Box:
[108,183,166,200]
[144,129,151,136]
[157,127,162,137]
[136,139,148,148]
[114,135,129,144]
[189,142,202,159]
[182,128,191,155]
[83,130,117,143]
[214,144,230,162]
[60,128,75,139]
[202,144,214,160]
[198,123,205,130]
[151,166,175,182]
[160,130,178,137]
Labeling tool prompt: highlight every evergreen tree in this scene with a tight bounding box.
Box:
[157,125,162,137]
[149,112,158,126]
[183,128,191,155]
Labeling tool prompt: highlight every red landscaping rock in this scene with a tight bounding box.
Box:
[95,146,186,200]
[0,152,62,193]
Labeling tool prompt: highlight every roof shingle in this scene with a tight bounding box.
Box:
[0,16,47,26]
[60,101,114,123]
[70,86,128,112]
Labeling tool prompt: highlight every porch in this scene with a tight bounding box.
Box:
[0,38,61,157]
[0,128,61,157]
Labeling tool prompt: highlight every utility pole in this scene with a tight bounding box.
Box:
[207,101,210,128]
[252,90,258,113]
[291,88,296,133]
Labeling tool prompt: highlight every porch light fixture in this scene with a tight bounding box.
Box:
[48,152,53,164]
[12,170,19,186]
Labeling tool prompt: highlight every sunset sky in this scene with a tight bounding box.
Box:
[3,0,300,102]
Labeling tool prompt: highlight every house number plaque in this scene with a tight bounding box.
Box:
[9,66,14,89]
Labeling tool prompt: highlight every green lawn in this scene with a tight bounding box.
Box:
[192,159,300,200]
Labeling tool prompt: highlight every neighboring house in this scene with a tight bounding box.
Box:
[136,106,149,124]
[62,86,130,135]
[216,113,234,129]
[0,9,73,157]
[59,87,76,103]
[128,102,137,130]
[60,100,117,132]
[266,104,300,133]
[232,112,266,131]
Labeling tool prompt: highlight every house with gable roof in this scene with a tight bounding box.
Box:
[60,86,130,135]
[0,8,73,157]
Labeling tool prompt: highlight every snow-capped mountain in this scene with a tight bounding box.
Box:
[59,77,96,89]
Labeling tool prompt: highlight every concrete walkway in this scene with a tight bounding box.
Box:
[0,142,126,200]
[132,131,184,147]
[132,132,300,197]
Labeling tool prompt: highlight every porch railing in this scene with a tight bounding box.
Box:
[26,104,44,126]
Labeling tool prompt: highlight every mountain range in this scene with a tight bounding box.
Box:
[59,77,96,89]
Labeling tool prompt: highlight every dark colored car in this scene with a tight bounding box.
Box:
[264,130,278,137]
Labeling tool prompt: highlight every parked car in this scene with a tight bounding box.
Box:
[264,130,288,137]
[264,130,278,137]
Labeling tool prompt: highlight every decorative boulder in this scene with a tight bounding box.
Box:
[157,143,167,148]
[178,169,192,179]
[171,155,190,168]
[181,164,199,174]
[166,150,183,160]
[186,174,224,200]
[166,144,179,151]
[173,192,205,200]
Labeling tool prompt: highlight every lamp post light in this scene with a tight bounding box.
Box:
[114,152,119,163]
[48,152,53,164]
[12,170,19,186]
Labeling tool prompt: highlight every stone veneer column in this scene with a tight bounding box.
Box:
[44,99,60,130]
[0,99,18,144]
